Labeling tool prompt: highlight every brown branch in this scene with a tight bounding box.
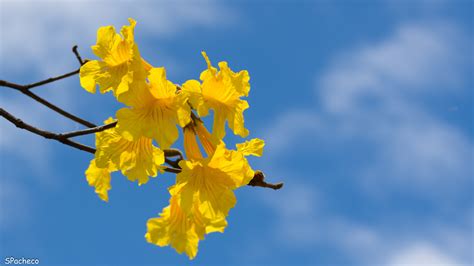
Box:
[248,171,284,190]
[0,46,96,128]
[0,77,97,128]
[165,158,181,169]
[0,108,183,174]
[163,167,181,174]
[18,88,96,128]
[61,121,117,138]
[72,45,86,66]
[0,107,96,153]
[0,69,80,91]
[164,148,184,160]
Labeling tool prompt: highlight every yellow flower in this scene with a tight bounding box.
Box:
[181,52,250,140]
[145,195,200,259]
[145,192,227,260]
[116,67,191,148]
[79,18,151,96]
[173,125,256,221]
[95,118,165,186]
[192,119,264,185]
[85,159,113,202]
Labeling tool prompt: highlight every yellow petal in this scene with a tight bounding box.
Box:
[79,60,106,94]
[85,159,112,202]
[183,126,203,160]
[145,197,201,260]
[194,120,217,156]
[218,61,250,97]
[116,106,179,149]
[200,51,217,78]
[92,25,119,59]
[121,18,137,44]
[121,142,165,185]
[199,53,251,139]
[82,18,148,97]
[116,68,191,148]
[95,119,165,185]
[181,79,204,113]
[174,145,245,220]
[148,68,176,99]
[236,138,265,157]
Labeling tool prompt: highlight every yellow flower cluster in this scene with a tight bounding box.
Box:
[80,18,265,259]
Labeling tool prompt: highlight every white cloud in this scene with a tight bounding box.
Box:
[0,0,235,75]
[263,109,323,155]
[319,21,465,115]
[264,21,473,192]
[258,183,472,265]
[258,20,473,264]
[385,243,464,266]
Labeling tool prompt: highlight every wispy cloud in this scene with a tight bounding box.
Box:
[385,242,464,266]
[258,181,472,265]
[264,21,472,193]
[258,20,473,265]
[1,0,236,75]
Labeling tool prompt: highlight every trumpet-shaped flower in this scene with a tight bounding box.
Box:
[116,67,191,148]
[94,118,165,186]
[145,195,201,259]
[181,52,250,140]
[80,18,151,96]
[145,191,227,260]
[192,120,264,184]
[173,126,256,221]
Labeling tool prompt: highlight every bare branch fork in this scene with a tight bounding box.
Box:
[0,46,283,189]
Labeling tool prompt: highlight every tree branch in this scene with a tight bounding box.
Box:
[72,45,86,66]
[248,171,284,190]
[0,46,96,128]
[7,87,97,128]
[0,69,80,91]
[0,108,185,175]
[165,157,181,169]
[0,107,96,153]
[61,121,117,138]
[163,148,184,160]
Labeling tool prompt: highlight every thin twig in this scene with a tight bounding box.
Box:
[0,69,80,91]
[0,47,96,127]
[0,77,97,128]
[61,121,117,138]
[0,108,184,174]
[0,107,96,153]
[72,45,85,66]
[23,89,96,127]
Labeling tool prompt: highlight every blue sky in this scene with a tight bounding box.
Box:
[0,0,473,265]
